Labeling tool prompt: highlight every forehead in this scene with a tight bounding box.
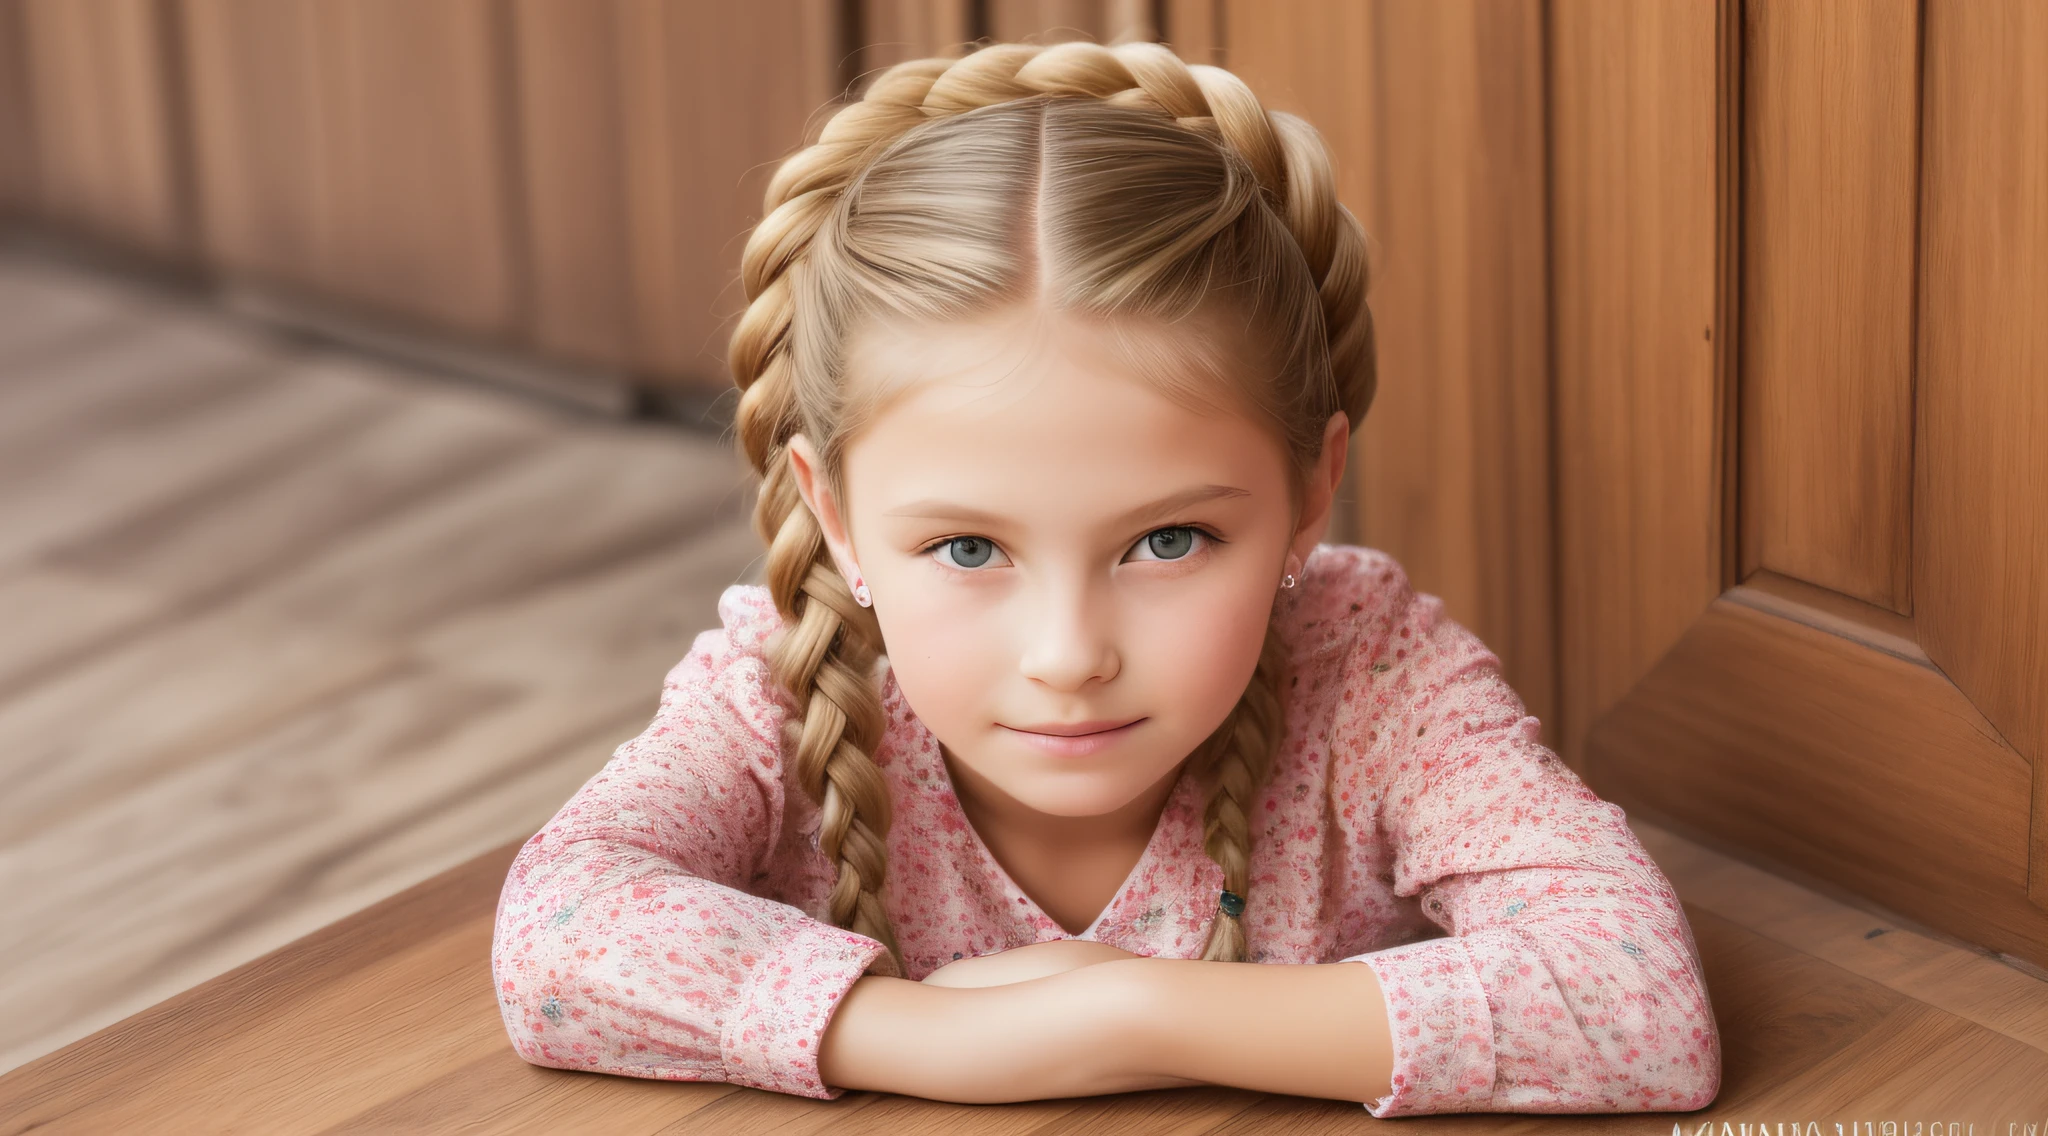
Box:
[838,307,1289,521]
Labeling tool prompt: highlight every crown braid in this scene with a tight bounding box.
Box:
[729,40,1371,974]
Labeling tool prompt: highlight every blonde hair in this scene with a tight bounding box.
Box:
[727,40,1375,977]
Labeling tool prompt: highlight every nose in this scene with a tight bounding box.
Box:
[1016,575,1120,692]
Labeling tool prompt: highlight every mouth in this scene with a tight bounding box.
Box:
[999,717,1147,757]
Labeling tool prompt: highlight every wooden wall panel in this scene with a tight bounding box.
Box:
[1550,0,1728,767]
[1221,2,1371,215]
[1739,0,1918,613]
[1361,1,1553,743]
[18,0,187,256]
[617,0,838,388]
[860,0,973,75]
[1914,0,2048,908]
[509,0,635,369]
[1230,0,1556,742]
[304,0,525,339]
[179,0,324,284]
[0,0,32,213]
[1220,1,1365,557]
[1157,0,1223,66]
[987,1,1103,44]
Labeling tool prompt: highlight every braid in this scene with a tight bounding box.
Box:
[1193,621,1293,962]
[752,448,899,974]
[729,39,1369,974]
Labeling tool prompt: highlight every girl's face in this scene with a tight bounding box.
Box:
[788,304,1347,824]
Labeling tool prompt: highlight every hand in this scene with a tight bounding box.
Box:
[824,956,1203,1101]
[920,938,1145,988]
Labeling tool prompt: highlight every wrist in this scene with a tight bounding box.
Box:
[1060,956,1162,1066]
[820,957,1197,1102]
[1017,956,1200,1094]
[1104,956,1397,1104]
[1102,956,1190,1080]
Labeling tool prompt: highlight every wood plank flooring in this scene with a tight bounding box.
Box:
[0,254,764,1073]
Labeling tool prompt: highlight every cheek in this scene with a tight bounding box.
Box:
[1125,570,1277,727]
[870,588,1003,732]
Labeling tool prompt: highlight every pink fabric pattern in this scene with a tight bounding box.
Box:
[490,543,1721,1116]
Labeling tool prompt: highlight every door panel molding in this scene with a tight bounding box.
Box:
[1585,589,2044,964]
[1738,0,1918,614]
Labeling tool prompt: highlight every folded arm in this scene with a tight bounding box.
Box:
[820,951,1390,1103]
[491,634,890,1099]
[1340,577,1722,1116]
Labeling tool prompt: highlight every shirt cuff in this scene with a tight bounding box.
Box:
[721,922,890,1099]
[1351,935,1497,1116]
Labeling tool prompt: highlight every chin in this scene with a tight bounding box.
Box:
[992,760,1175,817]
[1005,788,1140,819]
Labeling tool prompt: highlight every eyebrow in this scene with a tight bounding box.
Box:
[883,484,1252,531]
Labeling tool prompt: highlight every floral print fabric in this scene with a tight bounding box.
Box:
[490,543,1720,1115]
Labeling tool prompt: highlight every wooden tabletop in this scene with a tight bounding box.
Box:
[4,822,2047,1134]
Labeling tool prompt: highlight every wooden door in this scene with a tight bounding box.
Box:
[1553,0,2048,969]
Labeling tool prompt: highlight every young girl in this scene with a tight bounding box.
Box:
[491,40,1721,1117]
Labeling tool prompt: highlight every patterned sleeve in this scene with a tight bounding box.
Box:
[489,593,889,1099]
[1333,559,1721,1116]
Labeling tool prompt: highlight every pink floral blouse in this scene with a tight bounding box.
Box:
[490,543,1721,1116]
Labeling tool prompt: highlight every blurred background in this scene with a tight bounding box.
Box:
[1,0,2044,1087]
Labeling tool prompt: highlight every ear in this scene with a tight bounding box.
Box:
[1289,411,1352,568]
[785,434,864,589]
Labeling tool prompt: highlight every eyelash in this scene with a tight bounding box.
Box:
[918,525,1227,571]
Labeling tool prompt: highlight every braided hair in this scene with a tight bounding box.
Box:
[727,40,1375,977]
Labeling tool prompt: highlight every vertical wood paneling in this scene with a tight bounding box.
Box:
[1158,0,1223,65]
[618,0,838,388]
[1740,0,1918,613]
[306,0,525,338]
[1101,0,1153,43]
[180,0,324,283]
[19,0,187,255]
[1363,1,1554,742]
[1230,0,1556,741]
[860,0,973,75]
[987,0,1107,44]
[1221,0,1373,558]
[510,0,635,368]
[0,0,33,213]
[1550,0,1726,767]
[1914,0,2048,909]
[1223,1,1371,210]
[188,0,853,384]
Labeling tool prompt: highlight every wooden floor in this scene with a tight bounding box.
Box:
[0,253,764,1073]
[3,255,2047,1123]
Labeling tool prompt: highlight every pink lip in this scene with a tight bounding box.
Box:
[1000,718,1147,757]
